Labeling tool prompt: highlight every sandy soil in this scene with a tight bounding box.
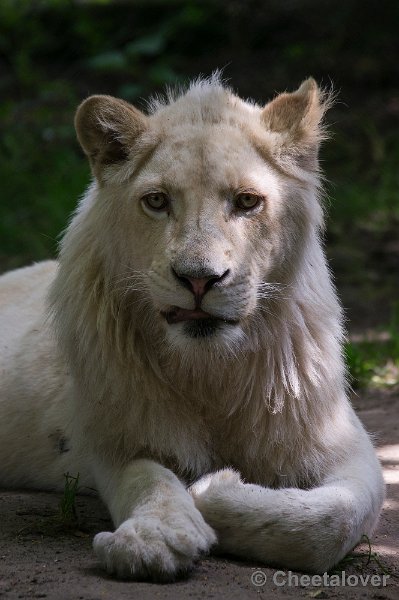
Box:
[0,385,398,600]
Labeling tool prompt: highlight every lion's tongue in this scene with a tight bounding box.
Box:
[164,307,212,324]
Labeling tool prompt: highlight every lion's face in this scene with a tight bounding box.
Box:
[125,125,285,349]
[75,77,326,352]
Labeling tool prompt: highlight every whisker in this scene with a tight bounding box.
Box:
[256,285,291,302]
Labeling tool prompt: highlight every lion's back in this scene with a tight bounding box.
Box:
[0,260,57,360]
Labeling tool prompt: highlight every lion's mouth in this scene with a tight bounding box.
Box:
[161,306,238,326]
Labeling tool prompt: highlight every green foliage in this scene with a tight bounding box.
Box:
[0,0,216,103]
[327,126,399,230]
[345,304,399,388]
[0,126,88,269]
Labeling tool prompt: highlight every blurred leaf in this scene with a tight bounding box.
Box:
[118,83,144,101]
[87,50,127,72]
[148,63,177,85]
[125,34,165,57]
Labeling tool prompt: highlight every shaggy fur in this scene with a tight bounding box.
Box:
[0,75,384,580]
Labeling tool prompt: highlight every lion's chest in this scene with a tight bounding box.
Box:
[188,411,282,487]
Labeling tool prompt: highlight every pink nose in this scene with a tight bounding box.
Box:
[172,268,230,303]
[186,277,213,297]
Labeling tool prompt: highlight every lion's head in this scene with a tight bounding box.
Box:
[59,75,331,362]
[49,74,347,463]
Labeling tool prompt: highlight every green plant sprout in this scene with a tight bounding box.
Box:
[59,472,80,527]
[331,534,398,578]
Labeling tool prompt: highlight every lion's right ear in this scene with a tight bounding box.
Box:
[75,95,147,181]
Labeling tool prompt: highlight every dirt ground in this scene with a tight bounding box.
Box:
[0,383,398,600]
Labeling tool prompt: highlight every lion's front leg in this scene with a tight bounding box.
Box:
[92,458,216,581]
[190,427,385,573]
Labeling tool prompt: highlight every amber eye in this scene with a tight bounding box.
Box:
[235,193,263,211]
[142,192,170,212]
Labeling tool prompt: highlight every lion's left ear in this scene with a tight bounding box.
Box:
[261,78,329,167]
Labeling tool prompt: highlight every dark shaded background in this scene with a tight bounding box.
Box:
[0,0,398,381]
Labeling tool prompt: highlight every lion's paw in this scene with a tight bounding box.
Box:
[190,468,243,500]
[93,507,216,581]
[189,469,244,526]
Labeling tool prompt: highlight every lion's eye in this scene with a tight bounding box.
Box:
[235,193,262,211]
[142,192,170,212]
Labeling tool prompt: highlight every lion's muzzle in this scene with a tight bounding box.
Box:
[171,267,230,307]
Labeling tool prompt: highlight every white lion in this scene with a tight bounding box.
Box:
[0,75,384,581]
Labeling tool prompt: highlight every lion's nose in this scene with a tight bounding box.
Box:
[172,268,230,302]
